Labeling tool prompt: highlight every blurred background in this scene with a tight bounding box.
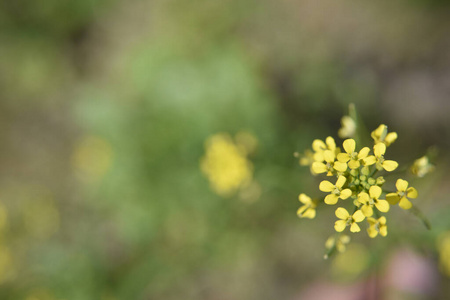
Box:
[1,0,450,299]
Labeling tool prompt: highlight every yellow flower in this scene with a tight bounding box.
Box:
[411,156,434,178]
[312,136,337,162]
[297,194,317,219]
[363,143,398,171]
[334,208,365,232]
[319,176,352,205]
[367,216,387,238]
[337,139,370,169]
[357,185,390,217]
[312,150,347,176]
[200,133,253,196]
[386,179,418,210]
[371,124,397,146]
[325,235,351,253]
[338,116,356,139]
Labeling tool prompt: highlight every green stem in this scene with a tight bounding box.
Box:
[410,205,431,230]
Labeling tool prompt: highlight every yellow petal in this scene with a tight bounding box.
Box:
[379,225,387,236]
[343,139,356,154]
[323,150,335,163]
[369,185,382,199]
[407,187,418,199]
[348,159,360,169]
[375,200,390,212]
[399,197,412,209]
[335,207,350,219]
[374,143,386,157]
[297,205,307,216]
[333,161,348,173]
[312,162,327,174]
[337,153,350,163]
[298,193,311,204]
[312,139,326,152]
[358,192,369,204]
[340,189,352,199]
[336,176,346,188]
[383,160,398,172]
[352,210,365,222]
[358,147,370,159]
[313,152,324,162]
[386,193,400,205]
[302,208,316,219]
[361,205,373,217]
[325,194,339,205]
[367,227,378,238]
[319,180,335,192]
[363,156,376,166]
[385,132,397,145]
[334,220,347,232]
[396,179,409,192]
[326,136,336,150]
[350,223,361,233]
[378,216,387,225]
[372,124,386,139]
[340,235,351,244]
[367,217,377,226]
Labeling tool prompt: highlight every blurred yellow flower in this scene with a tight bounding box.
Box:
[72,135,113,182]
[366,216,387,238]
[438,232,450,277]
[297,193,316,219]
[411,155,434,178]
[338,115,356,139]
[325,234,350,254]
[201,133,254,196]
[371,124,397,146]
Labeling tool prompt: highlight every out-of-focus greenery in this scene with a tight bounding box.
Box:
[1,0,450,299]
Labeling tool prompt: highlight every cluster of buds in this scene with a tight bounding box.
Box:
[297,108,432,258]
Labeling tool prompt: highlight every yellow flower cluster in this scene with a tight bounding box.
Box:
[297,122,423,256]
[201,132,254,196]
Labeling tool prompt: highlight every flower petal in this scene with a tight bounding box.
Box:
[363,156,376,166]
[407,187,418,199]
[367,217,377,226]
[325,194,339,205]
[348,159,360,169]
[340,189,352,200]
[374,143,386,157]
[358,192,369,204]
[323,150,335,163]
[361,205,373,217]
[297,205,307,216]
[333,161,348,172]
[312,139,326,152]
[383,160,398,172]
[337,153,350,163]
[396,179,409,192]
[302,208,316,219]
[334,220,347,232]
[375,200,390,212]
[379,225,388,236]
[319,180,335,192]
[312,162,327,174]
[298,193,311,204]
[335,176,346,188]
[385,132,397,145]
[358,147,370,159]
[399,197,412,210]
[378,216,387,225]
[386,193,400,205]
[335,207,350,219]
[326,136,336,150]
[352,210,365,222]
[367,227,378,238]
[350,222,361,233]
[343,139,356,154]
[369,185,382,199]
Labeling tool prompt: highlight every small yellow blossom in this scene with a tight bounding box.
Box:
[325,235,351,253]
[337,139,370,169]
[338,116,356,139]
[364,143,398,171]
[334,208,365,232]
[200,133,253,196]
[366,216,387,238]
[312,150,347,176]
[297,193,317,219]
[411,156,434,178]
[371,124,397,146]
[386,179,418,210]
[312,136,338,162]
[357,185,390,217]
[319,176,352,205]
